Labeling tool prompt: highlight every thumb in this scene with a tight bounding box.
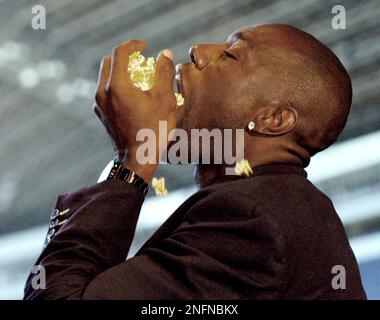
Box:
[154,49,175,94]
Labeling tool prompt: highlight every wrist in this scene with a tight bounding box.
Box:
[122,148,158,182]
[106,158,151,197]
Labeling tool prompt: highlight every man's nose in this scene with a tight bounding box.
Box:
[188,44,227,70]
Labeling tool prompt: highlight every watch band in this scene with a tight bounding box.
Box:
[107,159,149,197]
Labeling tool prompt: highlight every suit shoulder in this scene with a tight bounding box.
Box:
[184,187,258,223]
[203,175,341,236]
[216,174,334,213]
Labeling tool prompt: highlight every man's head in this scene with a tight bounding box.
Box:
[176,24,352,166]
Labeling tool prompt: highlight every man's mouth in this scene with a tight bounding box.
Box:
[175,64,184,96]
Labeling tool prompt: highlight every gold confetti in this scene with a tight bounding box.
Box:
[127,51,155,91]
[128,51,184,108]
[175,92,184,108]
[152,177,168,196]
[234,159,253,177]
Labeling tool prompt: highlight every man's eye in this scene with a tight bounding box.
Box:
[222,50,237,60]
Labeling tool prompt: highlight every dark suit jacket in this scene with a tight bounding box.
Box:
[24,163,366,299]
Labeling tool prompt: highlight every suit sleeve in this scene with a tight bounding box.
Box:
[24,179,145,300]
[24,185,287,300]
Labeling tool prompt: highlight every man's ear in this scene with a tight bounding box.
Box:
[252,100,298,136]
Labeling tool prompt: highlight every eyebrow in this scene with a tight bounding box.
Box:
[226,31,248,45]
[234,32,247,41]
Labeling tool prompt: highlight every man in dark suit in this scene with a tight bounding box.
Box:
[24,24,366,299]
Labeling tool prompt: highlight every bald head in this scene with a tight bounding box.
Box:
[243,24,352,155]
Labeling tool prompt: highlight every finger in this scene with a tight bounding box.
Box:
[93,103,103,119]
[153,49,176,94]
[95,55,111,106]
[109,39,147,87]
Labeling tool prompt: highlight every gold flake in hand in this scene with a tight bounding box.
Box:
[152,177,168,196]
[128,51,185,108]
[127,51,155,91]
[234,159,253,177]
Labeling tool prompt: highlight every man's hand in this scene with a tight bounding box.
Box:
[93,40,178,181]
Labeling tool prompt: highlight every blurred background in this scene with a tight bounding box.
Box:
[0,0,379,299]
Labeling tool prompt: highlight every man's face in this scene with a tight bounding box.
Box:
[174,24,351,165]
[176,25,276,133]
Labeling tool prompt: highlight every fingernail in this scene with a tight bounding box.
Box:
[162,49,173,61]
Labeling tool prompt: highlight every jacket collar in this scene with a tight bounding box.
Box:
[251,162,308,178]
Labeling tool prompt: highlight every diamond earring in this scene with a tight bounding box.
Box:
[248,121,255,131]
